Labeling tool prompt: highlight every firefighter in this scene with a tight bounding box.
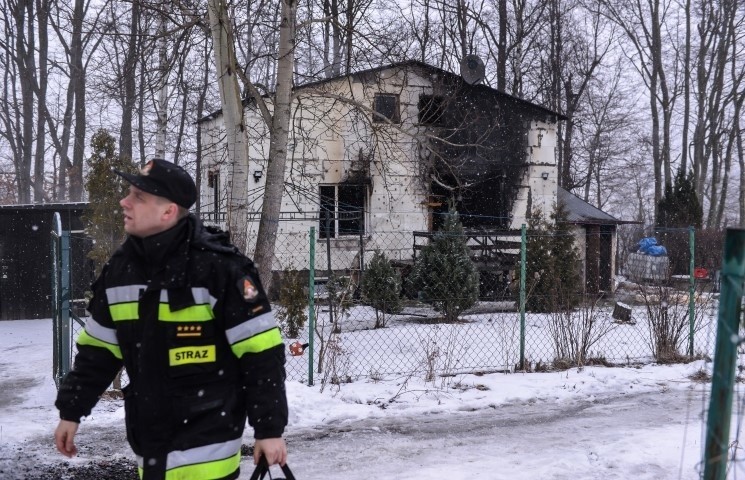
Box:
[54,159,288,480]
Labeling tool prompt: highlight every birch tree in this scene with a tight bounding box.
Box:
[207,0,253,253]
[252,0,298,292]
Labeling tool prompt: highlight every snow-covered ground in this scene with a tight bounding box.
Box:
[0,318,739,479]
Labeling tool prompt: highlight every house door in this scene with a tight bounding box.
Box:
[585,225,600,294]
[599,226,614,292]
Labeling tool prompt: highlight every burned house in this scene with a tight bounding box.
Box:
[198,60,615,295]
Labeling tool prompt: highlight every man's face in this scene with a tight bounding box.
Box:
[119,186,175,238]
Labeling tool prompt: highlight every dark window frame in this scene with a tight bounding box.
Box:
[373,93,400,124]
[318,184,366,238]
[208,170,220,216]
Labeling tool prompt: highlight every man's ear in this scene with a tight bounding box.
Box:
[163,202,179,222]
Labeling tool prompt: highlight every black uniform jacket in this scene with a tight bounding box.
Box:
[55,216,287,475]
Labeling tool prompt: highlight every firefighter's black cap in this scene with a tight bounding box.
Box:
[115,158,197,209]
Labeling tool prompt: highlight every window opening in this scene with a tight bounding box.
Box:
[319,184,366,238]
[418,95,445,125]
[208,170,220,219]
[373,94,400,123]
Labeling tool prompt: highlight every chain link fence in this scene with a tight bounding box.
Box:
[52,214,723,390]
[273,222,721,385]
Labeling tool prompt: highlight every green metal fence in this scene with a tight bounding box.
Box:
[52,215,719,390]
[702,228,745,479]
[51,212,87,388]
[51,212,71,388]
[274,223,718,385]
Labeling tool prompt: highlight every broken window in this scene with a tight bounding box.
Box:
[418,95,445,125]
[373,93,400,123]
[207,170,220,220]
[319,184,366,238]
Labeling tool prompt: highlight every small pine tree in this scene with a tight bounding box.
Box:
[361,250,403,328]
[549,204,582,310]
[276,269,308,338]
[523,208,553,312]
[657,169,703,229]
[406,205,479,322]
[523,204,581,312]
[656,169,703,274]
[84,129,138,274]
[325,274,354,333]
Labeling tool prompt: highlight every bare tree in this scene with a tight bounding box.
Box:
[592,0,682,221]
[0,0,37,203]
[695,0,741,228]
[576,63,636,208]
[117,1,141,163]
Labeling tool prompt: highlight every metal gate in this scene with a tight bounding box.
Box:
[51,212,87,388]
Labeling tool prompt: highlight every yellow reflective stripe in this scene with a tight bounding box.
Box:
[230,327,282,357]
[109,302,139,322]
[158,303,214,322]
[225,311,277,344]
[77,330,123,360]
[163,452,240,480]
[169,345,216,366]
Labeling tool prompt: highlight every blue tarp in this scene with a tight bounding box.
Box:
[637,237,667,256]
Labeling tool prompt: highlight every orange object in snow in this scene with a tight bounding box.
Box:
[289,341,308,356]
[694,267,708,279]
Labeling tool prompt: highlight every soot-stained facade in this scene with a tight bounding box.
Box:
[199,60,567,278]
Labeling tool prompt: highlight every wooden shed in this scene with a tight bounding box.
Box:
[0,203,93,320]
[558,188,635,294]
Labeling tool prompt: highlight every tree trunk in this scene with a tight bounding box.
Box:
[648,0,673,191]
[693,0,710,199]
[13,0,35,203]
[33,0,48,202]
[207,0,251,252]
[68,0,86,201]
[681,0,691,174]
[497,0,506,91]
[154,13,168,160]
[137,57,147,162]
[738,114,745,227]
[253,0,298,295]
[119,2,140,162]
[194,38,211,215]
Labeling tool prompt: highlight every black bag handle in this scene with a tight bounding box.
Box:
[248,455,296,480]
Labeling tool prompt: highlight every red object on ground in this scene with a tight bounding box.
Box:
[289,341,307,356]
[693,267,708,279]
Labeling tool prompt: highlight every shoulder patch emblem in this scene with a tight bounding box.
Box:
[238,276,259,301]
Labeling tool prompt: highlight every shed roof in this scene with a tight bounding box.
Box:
[558,188,635,225]
[0,202,88,211]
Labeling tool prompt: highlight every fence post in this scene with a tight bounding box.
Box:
[519,224,526,371]
[51,212,73,387]
[688,226,695,356]
[702,228,745,480]
[308,227,316,386]
[51,213,61,387]
[60,229,71,379]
